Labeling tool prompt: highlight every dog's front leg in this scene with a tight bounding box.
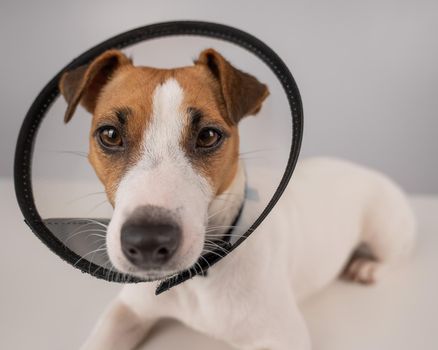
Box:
[230,292,311,350]
[258,308,311,350]
[80,298,155,350]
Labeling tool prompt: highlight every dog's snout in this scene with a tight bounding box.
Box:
[120,206,181,269]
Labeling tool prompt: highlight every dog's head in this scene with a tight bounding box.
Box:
[59,49,268,279]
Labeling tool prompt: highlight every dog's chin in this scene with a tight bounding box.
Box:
[125,269,183,281]
[107,249,204,281]
[107,260,181,281]
[111,263,198,282]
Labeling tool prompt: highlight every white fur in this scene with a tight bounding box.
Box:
[106,78,213,278]
[207,160,246,239]
[83,156,416,350]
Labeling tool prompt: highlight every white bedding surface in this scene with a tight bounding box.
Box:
[1,178,437,350]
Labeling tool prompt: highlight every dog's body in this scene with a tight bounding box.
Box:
[81,158,415,350]
[59,49,416,350]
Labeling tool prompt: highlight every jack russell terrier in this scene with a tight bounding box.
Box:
[59,48,416,350]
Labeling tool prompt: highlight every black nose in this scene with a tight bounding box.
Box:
[120,206,181,269]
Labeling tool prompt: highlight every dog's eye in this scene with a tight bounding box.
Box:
[196,128,222,148]
[98,126,123,149]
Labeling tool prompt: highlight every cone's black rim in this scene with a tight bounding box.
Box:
[13,20,303,294]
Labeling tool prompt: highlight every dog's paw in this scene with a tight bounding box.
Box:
[342,256,380,285]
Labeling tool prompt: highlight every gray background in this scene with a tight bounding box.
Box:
[1,0,437,193]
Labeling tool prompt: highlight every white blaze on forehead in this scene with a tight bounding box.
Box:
[144,78,186,163]
[106,78,213,276]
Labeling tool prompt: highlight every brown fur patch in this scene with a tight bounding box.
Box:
[88,65,173,203]
[195,48,269,124]
[174,66,239,195]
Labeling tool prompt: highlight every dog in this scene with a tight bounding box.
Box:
[59,48,416,350]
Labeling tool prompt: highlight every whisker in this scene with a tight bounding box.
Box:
[191,261,199,277]
[92,257,112,277]
[239,156,266,161]
[64,228,107,243]
[207,206,236,220]
[239,148,276,156]
[73,247,107,267]
[87,233,106,239]
[54,150,88,158]
[63,220,103,234]
[204,238,230,249]
[188,264,193,280]
[107,264,115,280]
[61,219,108,241]
[88,242,107,273]
[87,199,110,214]
[198,255,211,271]
[204,241,230,255]
[64,191,106,205]
[78,218,109,229]
[216,192,241,197]
[205,224,241,231]
[205,232,245,238]
[201,248,226,260]
[195,261,205,277]
[209,197,241,205]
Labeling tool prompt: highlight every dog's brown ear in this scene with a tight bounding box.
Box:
[59,50,131,123]
[195,48,269,124]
